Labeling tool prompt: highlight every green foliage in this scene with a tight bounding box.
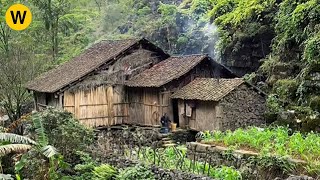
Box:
[266,94,283,113]
[211,166,242,180]
[117,165,154,180]
[273,79,299,100]
[310,96,320,112]
[158,3,178,27]
[31,108,94,162]
[201,126,320,174]
[128,145,242,179]
[93,164,117,180]
[251,155,295,173]
[61,151,98,180]
[0,133,36,145]
[303,32,320,65]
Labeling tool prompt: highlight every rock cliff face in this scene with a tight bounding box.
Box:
[222,27,275,76]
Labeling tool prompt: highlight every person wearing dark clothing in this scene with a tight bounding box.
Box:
[160,113,171,133]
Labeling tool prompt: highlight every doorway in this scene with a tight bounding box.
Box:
[172,99,179,127]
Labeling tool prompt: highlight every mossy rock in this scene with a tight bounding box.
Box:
[309,96,320,112]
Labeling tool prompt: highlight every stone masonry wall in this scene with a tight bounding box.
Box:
[187,142,311,180]
[219,84,266,130]
[103,155,214,180]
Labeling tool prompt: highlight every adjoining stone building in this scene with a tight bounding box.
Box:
[171,78,266,131]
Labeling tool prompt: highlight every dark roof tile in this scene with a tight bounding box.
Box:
[26,39,140,93]
[126,55,207,87]
[171,78,244,101]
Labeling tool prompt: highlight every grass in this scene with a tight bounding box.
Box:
[200,126,320,175]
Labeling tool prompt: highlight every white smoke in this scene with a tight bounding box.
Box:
[178,17,220,62]
[203,23,220,62]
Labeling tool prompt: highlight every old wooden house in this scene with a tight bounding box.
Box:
[26,37,244,129]
[26,38,169,127]
[125,55,236,127]
[171,78,266,131]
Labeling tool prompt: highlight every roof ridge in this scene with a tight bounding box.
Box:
[100,38,139,42]
[194,77,243,80]
[171,54,207,58]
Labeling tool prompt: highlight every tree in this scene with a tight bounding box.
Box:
[0,43,44,125]
[32,0,71,60]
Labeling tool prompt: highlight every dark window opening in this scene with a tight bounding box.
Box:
[45,93,51,106]
[172,99,179,127]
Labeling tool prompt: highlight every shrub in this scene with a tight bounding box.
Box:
[266,94,283,114]
[30,108,94,163]
[273,79,299,100]
[117,164,155,180]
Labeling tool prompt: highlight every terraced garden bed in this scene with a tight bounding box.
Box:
[198,126,320,177]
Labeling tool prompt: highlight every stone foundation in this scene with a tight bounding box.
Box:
[95,125,196,147]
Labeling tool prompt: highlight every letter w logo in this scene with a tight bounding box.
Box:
[10,11,27,24]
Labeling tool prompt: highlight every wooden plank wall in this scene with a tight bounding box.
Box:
[177,100,220,131]
[128,88,160,126]
[63,85,128,128]
[193,101,219,131]
[143,89,161,126]
[128,88,174,126]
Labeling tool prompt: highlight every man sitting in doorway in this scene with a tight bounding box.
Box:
[160,113,171,134]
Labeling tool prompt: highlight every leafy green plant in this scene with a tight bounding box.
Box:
[31,108,94,163]
[200,126,320,175]
[92,164,117,180]
[251,155,295,174]
[211,166,242,180]
[0,133,36,156]
[117,164,155,180]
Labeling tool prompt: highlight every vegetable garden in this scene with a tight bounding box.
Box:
[200,126,320,176]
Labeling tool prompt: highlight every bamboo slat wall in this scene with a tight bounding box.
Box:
[128,88,172,126]
[63,86,128,127]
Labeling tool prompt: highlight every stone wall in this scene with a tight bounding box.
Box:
[219,84,266,130]
[93,125,196,152]
[187,142,312,180]
[103,155,213,180]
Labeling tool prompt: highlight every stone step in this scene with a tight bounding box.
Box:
[162,140,173,144]
[162,143,176,147]
[161,137,171,141]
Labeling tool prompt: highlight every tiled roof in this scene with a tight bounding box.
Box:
[126,55,208,87]
[25,38,164,93]
[171,78,244,101]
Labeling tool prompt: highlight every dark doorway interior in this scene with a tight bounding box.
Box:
[172,99,179,127]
